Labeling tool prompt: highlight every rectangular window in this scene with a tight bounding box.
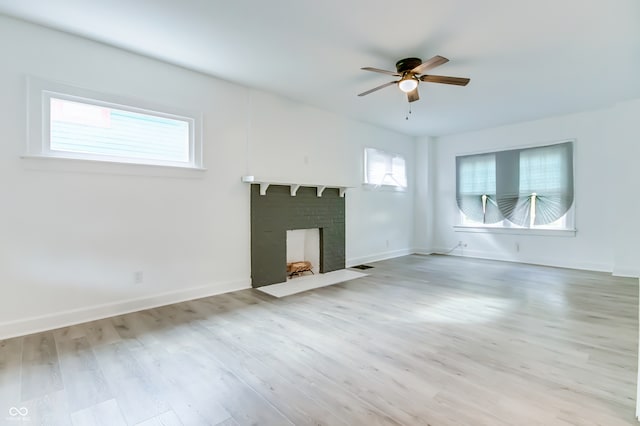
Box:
[456,141,574,230]
[364,148,407,189]
[26,77,202,169]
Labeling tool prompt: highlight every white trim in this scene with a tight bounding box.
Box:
[431,248,611,273]
[361,183,407,192]
[412,248,435,256]
[20,155,207,179]
[246,180,353,197]
[637,277,640,421]
[455,138,576,157]
[454,225,576,237]
[26,75,204,171]
[346,248,414,267]
[613,267,640,279]
[0,279,250,340]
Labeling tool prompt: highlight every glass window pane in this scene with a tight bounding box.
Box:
[50,97,190,163]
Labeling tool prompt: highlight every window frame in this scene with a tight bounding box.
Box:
[25,76,204,170]
[454,140,576,234]
[363,147,408,191]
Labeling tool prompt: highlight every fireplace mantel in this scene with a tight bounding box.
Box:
[242,176,351,197]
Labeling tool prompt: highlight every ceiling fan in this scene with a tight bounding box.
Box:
[358,56,470,103]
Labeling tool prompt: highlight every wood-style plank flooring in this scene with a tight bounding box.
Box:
[0,255,637,425]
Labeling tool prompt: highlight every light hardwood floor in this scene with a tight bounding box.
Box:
[0,255,637,425]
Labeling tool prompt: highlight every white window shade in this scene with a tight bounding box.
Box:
[364,148,407,189]
[509,142,574,227]
[456,153,502,224]
[456,141,574,229]
[458,153,495,195]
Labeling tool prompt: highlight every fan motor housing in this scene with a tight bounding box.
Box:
[395,57,422,73]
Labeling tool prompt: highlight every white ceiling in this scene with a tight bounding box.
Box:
[1,0,639,136]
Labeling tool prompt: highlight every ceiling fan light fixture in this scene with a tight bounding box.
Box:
[398,76,418,93]
[358,55,469,100]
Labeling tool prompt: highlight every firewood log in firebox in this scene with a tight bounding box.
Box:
[287,261,313,276]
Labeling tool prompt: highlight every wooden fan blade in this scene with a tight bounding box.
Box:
[420,74,470,86]
[407,88,419,102]
[361,67,400,76]
[411,55,449,74]
[358,81,397,96]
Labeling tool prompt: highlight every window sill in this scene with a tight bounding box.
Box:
[362,183,407,192]
[454,225,576,237]
[21,155,207,179]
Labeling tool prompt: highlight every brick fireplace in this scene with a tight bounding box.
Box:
[250,184,345,287]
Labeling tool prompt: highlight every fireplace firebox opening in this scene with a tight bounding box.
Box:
[286,228,320,278]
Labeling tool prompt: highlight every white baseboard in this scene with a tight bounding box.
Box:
[346,248,414,267]
[412,247,435,256]
[0,279,250,340]
[430,247,612,274]
[613,267,640,278]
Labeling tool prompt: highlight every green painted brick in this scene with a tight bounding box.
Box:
[250,184,345,287]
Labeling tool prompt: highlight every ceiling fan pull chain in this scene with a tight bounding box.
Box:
[406,103,412,120]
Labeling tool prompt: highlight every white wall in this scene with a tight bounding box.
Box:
[426,104,639,275]
[246,90,416,266]
[344,125,416,266]
[414,136,436,253]
[609,99,640,277]
[0,16,415,338]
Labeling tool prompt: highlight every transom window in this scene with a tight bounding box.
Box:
[26,77,202,169]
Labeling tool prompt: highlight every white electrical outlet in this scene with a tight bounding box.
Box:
[134,271,144,284]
